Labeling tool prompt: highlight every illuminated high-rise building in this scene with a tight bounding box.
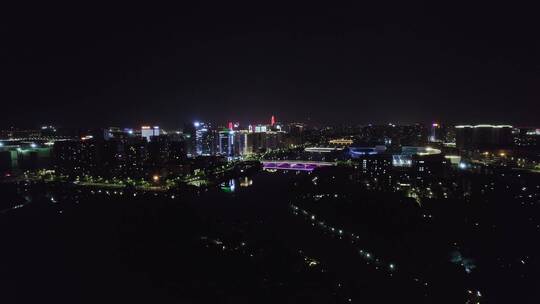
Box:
[430,123,440,142]
[246,131,283,153]
[234,130,249,156]
[455,124,513,149]
[218,129,249,157]
[429,123,449,143]
[218,130,234,157]
[254,125,267,133]
[141,126,160,142]
[194,122,216,156]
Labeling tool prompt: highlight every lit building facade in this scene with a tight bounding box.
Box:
[141,126,160,142]
[455,125,513,150]
[194,122,216,156]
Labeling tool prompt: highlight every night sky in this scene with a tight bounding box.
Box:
[2,3,539,128]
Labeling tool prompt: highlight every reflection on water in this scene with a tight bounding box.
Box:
[239,177,253,187]
[221,177,254,193]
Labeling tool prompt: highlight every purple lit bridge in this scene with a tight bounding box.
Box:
[262,160,336,171]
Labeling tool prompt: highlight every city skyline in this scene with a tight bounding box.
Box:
[2,3,540,303]
[1,118,536,131]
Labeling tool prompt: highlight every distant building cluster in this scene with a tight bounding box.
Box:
[455,125,513,150]
[53,127,188,179]
[182,117,307,158]
[1,119,539,179]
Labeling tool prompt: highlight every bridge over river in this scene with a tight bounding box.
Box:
[261,160,336,171]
